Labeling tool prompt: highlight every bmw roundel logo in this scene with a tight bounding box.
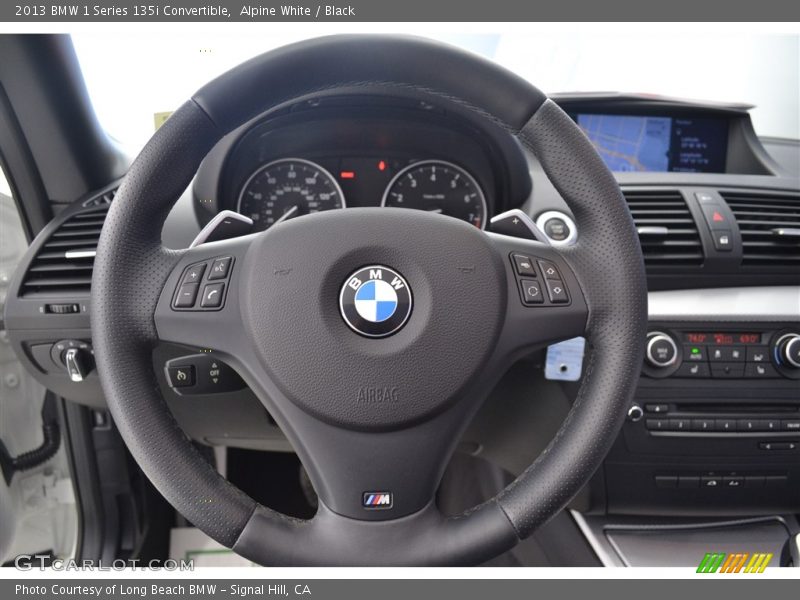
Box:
[339,265,412,338]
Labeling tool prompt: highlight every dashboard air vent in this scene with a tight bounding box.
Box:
[721,191,800,266]
[20,201,112,297]
[622,190,703,266]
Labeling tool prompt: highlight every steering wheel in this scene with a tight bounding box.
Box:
[91,35,646,566]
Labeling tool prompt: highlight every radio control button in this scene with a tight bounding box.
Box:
[678,475,700,488]
[691,418,715,432]
[782,419,800,432]
[645,404,669,414]
[715,419,736,432]
[519,279,544,304]
[545,279,569,303]
[646,332,678,368]
[736,419,759,432]
[646,418,669,431]
[511,254,537,276]
[668,418,690,432]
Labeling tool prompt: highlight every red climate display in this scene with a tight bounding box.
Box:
[684,332,761,345]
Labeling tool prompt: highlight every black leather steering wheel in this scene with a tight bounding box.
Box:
[91,35,647,566]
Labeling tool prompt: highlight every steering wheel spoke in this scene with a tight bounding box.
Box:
[154,234,255,354]
[487,232,589,363]
[92,36,647,566]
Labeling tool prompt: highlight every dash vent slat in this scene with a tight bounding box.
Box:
[622,189,704,268]
[722,191,800,266]
[20,189,115,297]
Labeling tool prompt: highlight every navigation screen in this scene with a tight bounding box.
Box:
[575,114,728,173]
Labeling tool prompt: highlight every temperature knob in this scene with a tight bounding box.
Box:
[646,332,678,368]
[775,333,800,369]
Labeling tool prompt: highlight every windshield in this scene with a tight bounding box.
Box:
[73,31,799,154]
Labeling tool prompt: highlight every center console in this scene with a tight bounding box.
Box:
[602,317,800,517]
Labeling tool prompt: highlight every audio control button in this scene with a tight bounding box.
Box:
[646,332,678,368]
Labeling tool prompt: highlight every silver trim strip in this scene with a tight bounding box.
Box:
[535,210,578,246]
[189,210,253,249]
[64,249,97,259]
[490,208,551,244]
[569,511,620,567]
[649,286,800,322]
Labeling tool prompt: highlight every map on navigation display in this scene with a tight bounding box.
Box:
[577,114,672,172]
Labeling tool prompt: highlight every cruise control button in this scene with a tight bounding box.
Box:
[181,263,206,285]
[511,254,537,276]
[167,365,195,388]
[208,257,232,280]
[174,283,199,308]
[545,279,568,303]
[537,260,561,280]
[200,283,225,308]
[519,279,543,304]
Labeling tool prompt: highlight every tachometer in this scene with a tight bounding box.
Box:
[381,160,487,228]
[237,158,345,231]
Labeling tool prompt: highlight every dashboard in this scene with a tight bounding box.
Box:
[4,90,799,527]
[192,97,532,236]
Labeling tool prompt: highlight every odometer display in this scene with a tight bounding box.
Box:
[238,158,345,231]
[381,160,487,228]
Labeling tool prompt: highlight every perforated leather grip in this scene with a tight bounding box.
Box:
[91,35,646,561]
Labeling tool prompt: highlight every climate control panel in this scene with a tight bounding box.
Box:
[642,327,800,380]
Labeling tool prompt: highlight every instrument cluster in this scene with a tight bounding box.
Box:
[195,99,532,233]
[237,156,488,231]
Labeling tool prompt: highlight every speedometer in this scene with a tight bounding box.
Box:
[237,158,345,232]
[381,160,487,229]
